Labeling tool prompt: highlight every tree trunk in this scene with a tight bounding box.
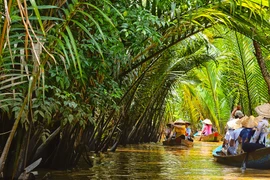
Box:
[253,40,270,99]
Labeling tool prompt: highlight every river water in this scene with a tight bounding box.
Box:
[36,141,270,180]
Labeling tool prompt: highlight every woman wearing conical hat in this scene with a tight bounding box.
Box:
[201,119,213,135]
[226,117,245,155]
[238,115,264,153]
[224,112,245,148]
[238,116,256,144]
[250,103,270,145]
[199,119,213,141]
[172,119,186,139]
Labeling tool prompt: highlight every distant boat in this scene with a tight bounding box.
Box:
[162,136,193,147]
[213,145,270,169]
[196,132,222,142]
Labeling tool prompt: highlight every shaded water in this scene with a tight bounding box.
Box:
[37,141,270,180]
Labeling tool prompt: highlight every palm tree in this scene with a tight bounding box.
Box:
[1,0,270,178]
[0,0,123,177]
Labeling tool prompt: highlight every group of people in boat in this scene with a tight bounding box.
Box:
[165,119,193,142]
[164,103,270,155]
[164,117,217,142]
[221,103,270,155]
[165,116,217,141]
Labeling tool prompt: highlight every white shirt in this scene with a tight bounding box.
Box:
[229,127,243,154]
[250,118,269,145]
[232,128,244,141]
[186,127,191,137]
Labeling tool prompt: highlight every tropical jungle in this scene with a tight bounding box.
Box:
[1,0,270,179]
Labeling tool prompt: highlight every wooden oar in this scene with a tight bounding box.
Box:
[241,152,249,172]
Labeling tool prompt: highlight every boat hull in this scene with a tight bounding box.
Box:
[213,145,270,169]
[199,132,222,142]
[162,137,193,147]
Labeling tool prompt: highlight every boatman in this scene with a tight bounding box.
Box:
[173,119,186,139]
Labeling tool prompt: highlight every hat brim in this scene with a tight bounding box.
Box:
[255,103,270,118]
[174,119,185,124]
[166,122,174,126]
[227,119,242,129]
[202,119,212,125]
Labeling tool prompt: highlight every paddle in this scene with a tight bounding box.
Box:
[241,152,249,172]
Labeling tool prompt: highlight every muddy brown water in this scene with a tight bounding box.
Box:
[36,141,270,180]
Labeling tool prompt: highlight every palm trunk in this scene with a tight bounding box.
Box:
[253,40,270,99]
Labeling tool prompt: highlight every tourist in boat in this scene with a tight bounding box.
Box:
[238,115,257,152]
[172,119,186,139]
[222,109,245,153]
[234,110,244,119]
[165,122,174,140]
[226,117,245,155]
[237,104,270,153]
[199,119,212,141]
[185,121,193,142]
[185,121,191,137]
[250,103,270,146]
[225,111,245,141]
[229,105,242,121]
[201,119,212,135]
[228,127,244,155]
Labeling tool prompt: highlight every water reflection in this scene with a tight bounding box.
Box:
[37,141,270,180]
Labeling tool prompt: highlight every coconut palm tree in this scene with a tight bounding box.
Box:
[1,0,270,178]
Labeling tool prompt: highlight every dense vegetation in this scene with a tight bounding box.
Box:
[1,0,270,178]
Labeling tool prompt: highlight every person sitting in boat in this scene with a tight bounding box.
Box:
[229,105,242,120]
[165,122,174,140]
[226,117,245,155]
[250,103,270,147]
[185,121,193,142]
[199,119,213,141]
[201,119,212,136]
[238,104,270,153]
[173,119,186,139]
[222,111,245,152]
[222,109,244,154]
[238,115,257,153]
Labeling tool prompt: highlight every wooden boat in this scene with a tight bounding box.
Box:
[213,145,270,169]
[162,136,193,147]
[198,132,223,142]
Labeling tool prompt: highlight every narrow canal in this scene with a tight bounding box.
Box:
[37,141,270,180]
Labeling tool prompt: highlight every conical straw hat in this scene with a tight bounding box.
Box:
[227,118,242,130]
[202,119,212,125]
[241,115,256,128]
[255,103,270,118]
[166,122,174,126]
[174,119,185,125]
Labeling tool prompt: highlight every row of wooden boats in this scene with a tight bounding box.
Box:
[162,132,223,146]
[163,132,270,169]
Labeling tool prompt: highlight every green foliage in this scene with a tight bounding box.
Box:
[168,26,270,133]
[2,0,270,175]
